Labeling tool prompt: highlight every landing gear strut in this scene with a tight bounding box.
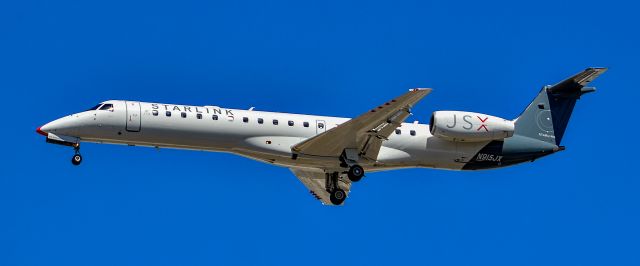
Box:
[326,172,347,205]
[71,144,82,166]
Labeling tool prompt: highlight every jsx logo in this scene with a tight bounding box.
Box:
[477,116,489,132]
[446,114,490,131]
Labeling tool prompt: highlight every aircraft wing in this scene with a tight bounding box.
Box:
[290,167,351,205]
[291,88,432,161]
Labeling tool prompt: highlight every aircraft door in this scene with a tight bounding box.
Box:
[316,120,326,134]
[125,101,141,132]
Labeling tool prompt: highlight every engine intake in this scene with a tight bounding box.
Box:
[429,111,514,142]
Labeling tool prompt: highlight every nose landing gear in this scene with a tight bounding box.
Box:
[71,154,83,165]
[71,144,82,166]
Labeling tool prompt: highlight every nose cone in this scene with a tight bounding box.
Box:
[36,126,47,136]
[37,115,83,136]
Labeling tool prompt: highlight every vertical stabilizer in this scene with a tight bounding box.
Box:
[514,67,607,145]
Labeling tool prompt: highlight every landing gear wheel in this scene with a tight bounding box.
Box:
[347,165,364,182]
[330,188,346,205]
[71,154,82,166]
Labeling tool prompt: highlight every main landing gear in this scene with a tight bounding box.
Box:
[331,188,346,205]
[347,165,364,182]
[326,172,347,205]
[339,150,365,182]
[71,144,82,166]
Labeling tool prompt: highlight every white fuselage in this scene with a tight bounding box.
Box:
[36,69,604,205]
[39,100,499,171]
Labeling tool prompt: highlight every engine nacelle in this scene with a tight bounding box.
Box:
[429,111,515,142]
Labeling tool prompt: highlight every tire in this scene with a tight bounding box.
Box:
[71,154,82,166]
[347,165,364,182]
[330,188,346,205]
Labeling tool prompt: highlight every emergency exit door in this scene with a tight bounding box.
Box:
[125,101,141,132]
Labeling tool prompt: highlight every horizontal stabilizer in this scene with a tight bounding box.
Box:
[548,67,607,97]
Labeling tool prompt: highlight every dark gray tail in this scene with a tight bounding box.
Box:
[514,67,607,145]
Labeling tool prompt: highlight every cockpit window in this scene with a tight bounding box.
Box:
[99,104,114,111]
[87,104,102,111]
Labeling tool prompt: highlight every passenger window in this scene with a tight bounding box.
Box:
[258,118,264,124]
[181,112,187,118]
[212,115,218,120]
[273,119,278,125]
[318,123,324,129]
[410,130,416,136]
[196,113,202,119]
[166,111,171,117]
[99,104,114,112]
[152,110,159,116]
[395,129,401,135]
[288,121,294,126]
[303,122,309,127]
[243,117,249,123]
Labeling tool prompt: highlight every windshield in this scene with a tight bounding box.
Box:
[87,104,102,111]
[99,104,114,111]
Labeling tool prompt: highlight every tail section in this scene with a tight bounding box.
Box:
[459,67,606,170]
[514,67,607,145]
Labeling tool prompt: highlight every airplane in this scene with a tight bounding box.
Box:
[36,67,606,205]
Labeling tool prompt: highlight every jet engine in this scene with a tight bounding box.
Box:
[429,111,515,142]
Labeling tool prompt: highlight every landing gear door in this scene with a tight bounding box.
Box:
[125,101,141,132]
[316,120,326,135]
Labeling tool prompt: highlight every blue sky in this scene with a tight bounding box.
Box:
[2,0,639,265]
